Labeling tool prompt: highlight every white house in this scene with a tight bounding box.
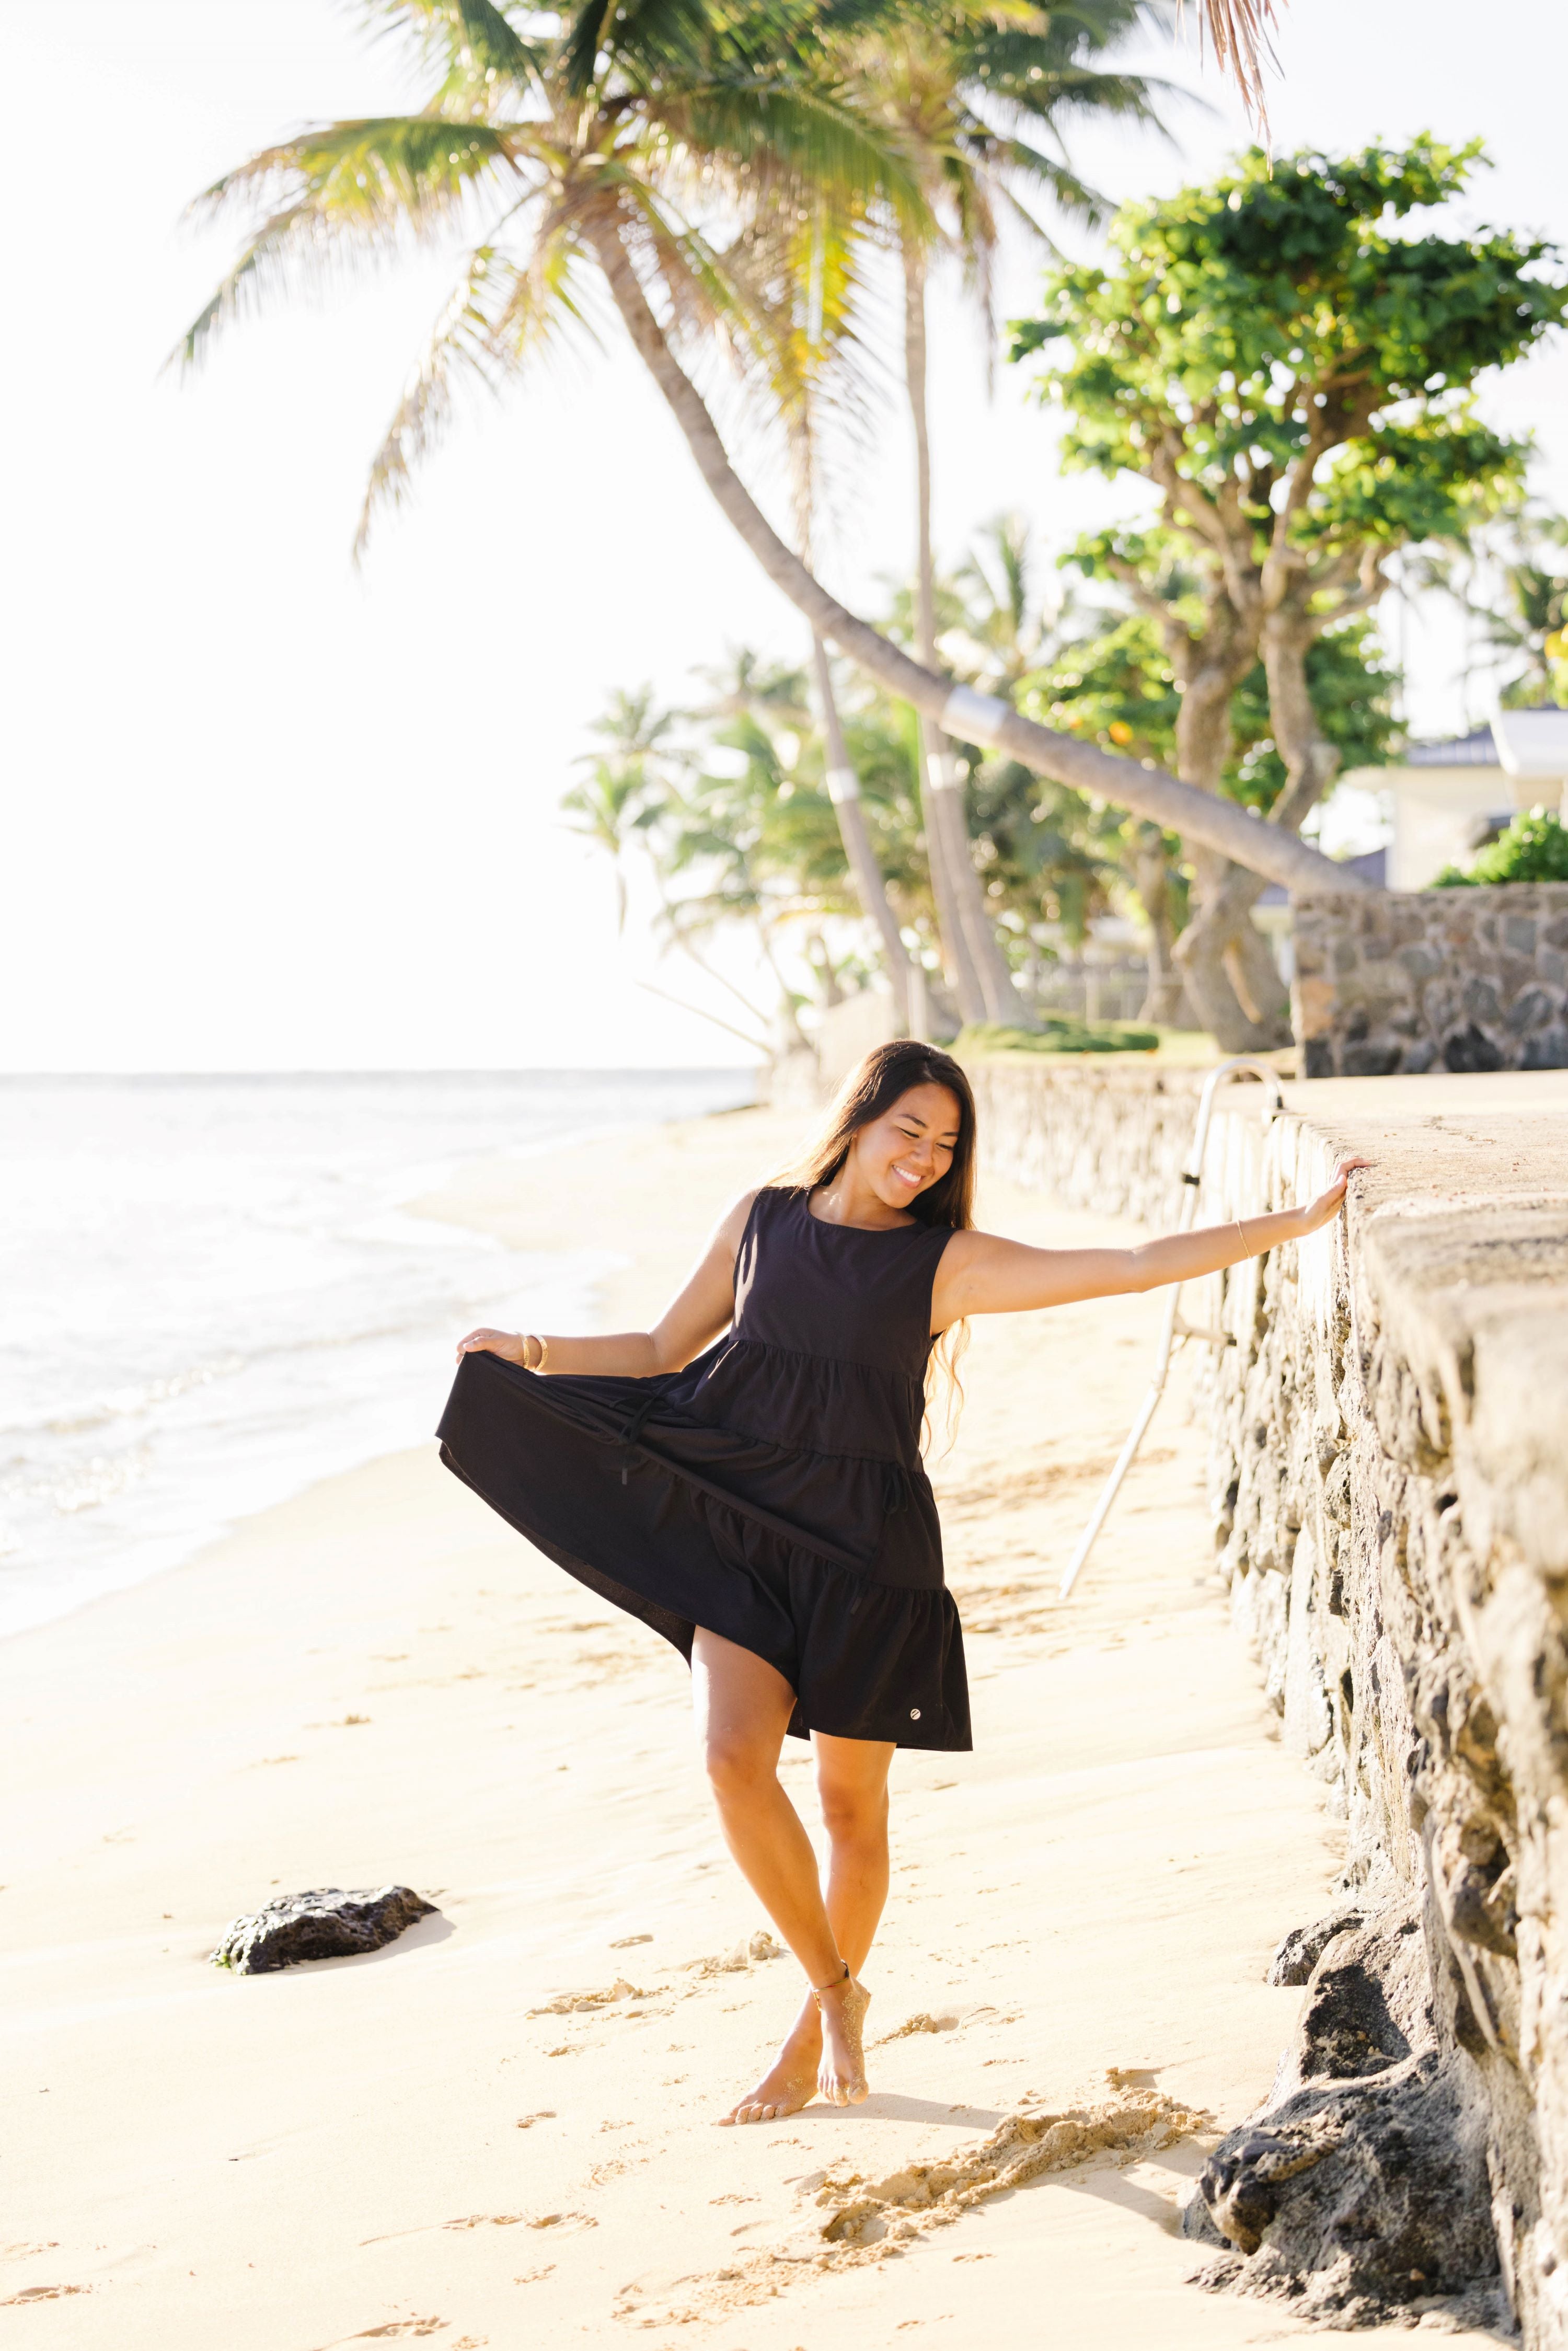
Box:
[1347,708,1568,890]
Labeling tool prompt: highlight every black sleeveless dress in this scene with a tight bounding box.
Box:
[435,1185,971,1750]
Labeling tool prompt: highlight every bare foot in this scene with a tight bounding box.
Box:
[719,1997,822,2126]
[815,1972,871,2106]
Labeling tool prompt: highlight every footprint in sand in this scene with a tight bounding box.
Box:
[675,1931,786,1981]
[811,2082,1209,2249]
[443,2212,595,2234]
[318,2323,447,2344]
[515,2112,556,2130]
[1,2286,89,2305]
[528,1977,647,2017]
[873,2011,962,2046]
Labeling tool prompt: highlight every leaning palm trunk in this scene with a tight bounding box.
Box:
[903,248,1032,1027]
[808,633,915,1033]
[583,225,1358,903]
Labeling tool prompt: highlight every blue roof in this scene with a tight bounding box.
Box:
[1405,727,1498,767]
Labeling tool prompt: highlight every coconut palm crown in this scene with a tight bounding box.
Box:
[175,0,926,558]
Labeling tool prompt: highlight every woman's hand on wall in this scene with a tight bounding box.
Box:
[1296,1156,1373,1237]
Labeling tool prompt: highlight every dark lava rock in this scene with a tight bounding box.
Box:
[1186,1902,1506,2329]
[211,1885,435,1974]
[1267,1899,1367,1988]
[1187,2054,1497,2296]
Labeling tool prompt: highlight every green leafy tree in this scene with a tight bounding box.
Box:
[1019,598,1398,1017]
[1013,137,1566,1046]
[1435,806,1568,888]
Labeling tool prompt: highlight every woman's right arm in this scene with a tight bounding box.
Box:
[454,1190,757,1378]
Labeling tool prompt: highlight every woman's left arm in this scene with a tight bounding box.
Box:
[932,1156,1371,1325]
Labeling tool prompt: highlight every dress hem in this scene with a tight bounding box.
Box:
[437,1437,972,1754]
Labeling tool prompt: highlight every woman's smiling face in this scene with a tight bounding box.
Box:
[849,1082,963,1213]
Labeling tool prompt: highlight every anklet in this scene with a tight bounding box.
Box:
[813,1962,850,2002]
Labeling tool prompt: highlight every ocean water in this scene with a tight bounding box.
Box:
[0,1069,753,1638]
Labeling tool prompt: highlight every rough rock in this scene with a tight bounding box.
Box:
[1183,1905,1504,2326]
[1189,2058,1494,2314]
[1268,1899,1368,1989]
[210,1885,435,1973]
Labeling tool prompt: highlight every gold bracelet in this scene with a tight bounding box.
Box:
[524,1333,549,1374]
[1234,1217,1251,1261]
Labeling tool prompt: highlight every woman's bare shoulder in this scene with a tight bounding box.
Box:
[710,1186,766,1254]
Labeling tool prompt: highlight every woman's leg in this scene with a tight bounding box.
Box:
[692,1629,840,1981]
[693,1629,872,2121]
[814,1731,894,1976]
[746,1733,895,2123]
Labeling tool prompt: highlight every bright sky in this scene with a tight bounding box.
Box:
[2,0,1564,1071]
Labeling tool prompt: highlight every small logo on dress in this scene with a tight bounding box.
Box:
[909,1708,921,1721]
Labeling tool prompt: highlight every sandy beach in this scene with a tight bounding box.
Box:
[3,1104,1487,2347]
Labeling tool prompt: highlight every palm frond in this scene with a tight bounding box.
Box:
[1181,0,1282,125]
[562,0,617,96]
[354,0,546,82]
[356,239,504,558]
[566,0,838,97]
[354,205,598,557]
[971,134,1106,232]
[191,116,523,234]
[172,117,529,371]
[651,74,928,235]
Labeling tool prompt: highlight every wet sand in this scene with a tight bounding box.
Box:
[1,1106,1488,2345]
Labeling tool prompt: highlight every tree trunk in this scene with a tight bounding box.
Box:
[903,251,985,1024]
[1166,614,1295,1051]
[809,631,914,1033]
[584,225,1364,902]
[1176,606,1343,1047]
[903,248,1031,1028]
[1128,826,1195,1025]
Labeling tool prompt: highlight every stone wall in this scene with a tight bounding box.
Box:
[964,1055,1212,1227]
[973,1055,1568,2343]
[1293,886,1568,1079]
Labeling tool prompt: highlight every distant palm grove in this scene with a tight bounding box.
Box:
[180,1,1567,1058]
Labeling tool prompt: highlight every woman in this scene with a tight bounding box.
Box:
[440,1041,1364,2127]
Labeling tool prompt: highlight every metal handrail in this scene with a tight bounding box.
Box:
[1057,1056,1286,1602]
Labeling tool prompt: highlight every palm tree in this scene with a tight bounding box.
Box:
[561,686,674,934]
[751,237,925,1032]
[844,0,1169,1025]
[175,0,1351,913]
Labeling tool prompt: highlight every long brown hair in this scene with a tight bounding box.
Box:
[772,1040,978,1449]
